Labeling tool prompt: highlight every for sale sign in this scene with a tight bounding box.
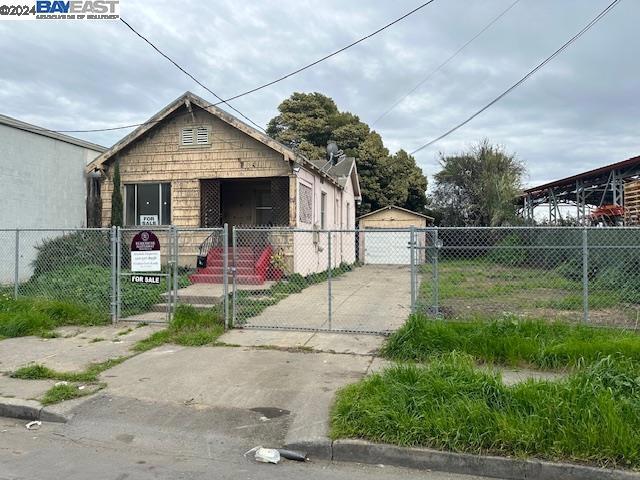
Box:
[130,231,161,272]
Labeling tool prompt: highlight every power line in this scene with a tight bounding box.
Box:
[371,0,521,127]
[35,1,437,135]
[212,0,436,104]
[410,0,622,155]
[119,17,265,132]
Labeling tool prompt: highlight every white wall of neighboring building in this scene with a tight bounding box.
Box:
[0,116,105,283]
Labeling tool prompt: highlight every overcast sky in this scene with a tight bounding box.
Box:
[0,0,637,188]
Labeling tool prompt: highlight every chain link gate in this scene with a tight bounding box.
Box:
[229,227,416,334]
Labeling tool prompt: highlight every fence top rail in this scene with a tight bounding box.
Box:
[0,228,112,232]
[418,226,640,231]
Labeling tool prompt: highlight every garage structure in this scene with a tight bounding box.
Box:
[357,205,434,265]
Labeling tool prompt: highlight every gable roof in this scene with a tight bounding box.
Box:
[357,205,434,221]
[308,156,362,199]
[0,113,106,152]
[86,91,347,189]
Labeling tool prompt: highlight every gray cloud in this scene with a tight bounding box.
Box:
[0,0,637,187]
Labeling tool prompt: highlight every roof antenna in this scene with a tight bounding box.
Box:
[321,140,346,171]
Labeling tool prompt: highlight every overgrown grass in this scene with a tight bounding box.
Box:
[133,304,224,352]
[0,295,108,338]
[40,383,103,405]
[382,315,640,370]
[331,353,640,468]
[19,265,191,318]
[12,356,129,383]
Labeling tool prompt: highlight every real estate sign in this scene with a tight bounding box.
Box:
[130,230,161,272]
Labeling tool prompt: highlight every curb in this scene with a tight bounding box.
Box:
[0,397,69,424]
[296,437,638,480]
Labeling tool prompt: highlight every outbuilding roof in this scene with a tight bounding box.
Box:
[357,205,434,221]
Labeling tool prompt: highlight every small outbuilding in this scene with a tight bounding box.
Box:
[357,205,434,265]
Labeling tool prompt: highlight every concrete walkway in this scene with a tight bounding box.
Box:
[101,345,378,448]
[244,265,413,333]
[0,325,162,401]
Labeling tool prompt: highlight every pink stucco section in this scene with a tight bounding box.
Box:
[293,166,357,275]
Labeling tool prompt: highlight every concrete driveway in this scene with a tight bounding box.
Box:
[244,265,412,333]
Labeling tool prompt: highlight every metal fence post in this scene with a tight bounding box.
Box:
[410,226,416,313]
[433,227,440,318]
[582,227,589,323]
[327,231,332,331]
[172,226,179,318]
[116,227,122,322]
[231,226,237,328]
[110,226,117,325]
[223,224,229,330]
[13,229,19,299]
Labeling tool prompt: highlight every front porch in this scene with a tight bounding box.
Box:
[200,177,292,229]
[190,177,293,286]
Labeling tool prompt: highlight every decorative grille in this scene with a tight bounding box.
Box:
[200,179,221,227]
[299,183,313,224]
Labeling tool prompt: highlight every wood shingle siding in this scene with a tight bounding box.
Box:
[100,109,290,227]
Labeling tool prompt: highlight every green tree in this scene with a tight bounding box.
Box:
[267,92,428,215]
[110,161,123,227]
[431,140,525,226]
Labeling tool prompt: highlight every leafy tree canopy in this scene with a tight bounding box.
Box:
[431,140,525,226]
[267,92,428,215]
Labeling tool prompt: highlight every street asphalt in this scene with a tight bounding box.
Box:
[0,397,492,480]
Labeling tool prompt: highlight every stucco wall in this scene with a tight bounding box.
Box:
[0,123,102,282]
[293,166,356,276]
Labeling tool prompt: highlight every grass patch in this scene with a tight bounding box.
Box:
[0,295,108,338]
[18,265,191,318]
[382,315,640,370]
[12,356,129,383]
[133,304,224,352]
[40,383,103,405]
[331,353,640,468]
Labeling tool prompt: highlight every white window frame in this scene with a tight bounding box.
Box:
[320,191,327,229]
[346,202,351,229]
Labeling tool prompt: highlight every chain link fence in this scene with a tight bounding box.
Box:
[2,226,639,333]
[415,227,640,328]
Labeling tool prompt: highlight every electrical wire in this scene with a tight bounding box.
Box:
[410,0,622,155]
[371,0,521,127]
[119,17,265,132]
[30,1,437,135]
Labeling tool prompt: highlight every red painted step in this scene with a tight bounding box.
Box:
[190,245,273,285]
[189,273,265,285]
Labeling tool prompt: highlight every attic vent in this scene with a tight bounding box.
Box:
[196,127,209,144]
[181,128,194,145]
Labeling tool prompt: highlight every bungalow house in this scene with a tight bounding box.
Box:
[86,91,361,282]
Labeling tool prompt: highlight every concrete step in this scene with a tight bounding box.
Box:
[150,303,218,312]
[160,293,222,305]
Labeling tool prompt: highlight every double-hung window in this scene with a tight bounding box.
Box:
[124,183,171,226]
[320,192,327,229]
